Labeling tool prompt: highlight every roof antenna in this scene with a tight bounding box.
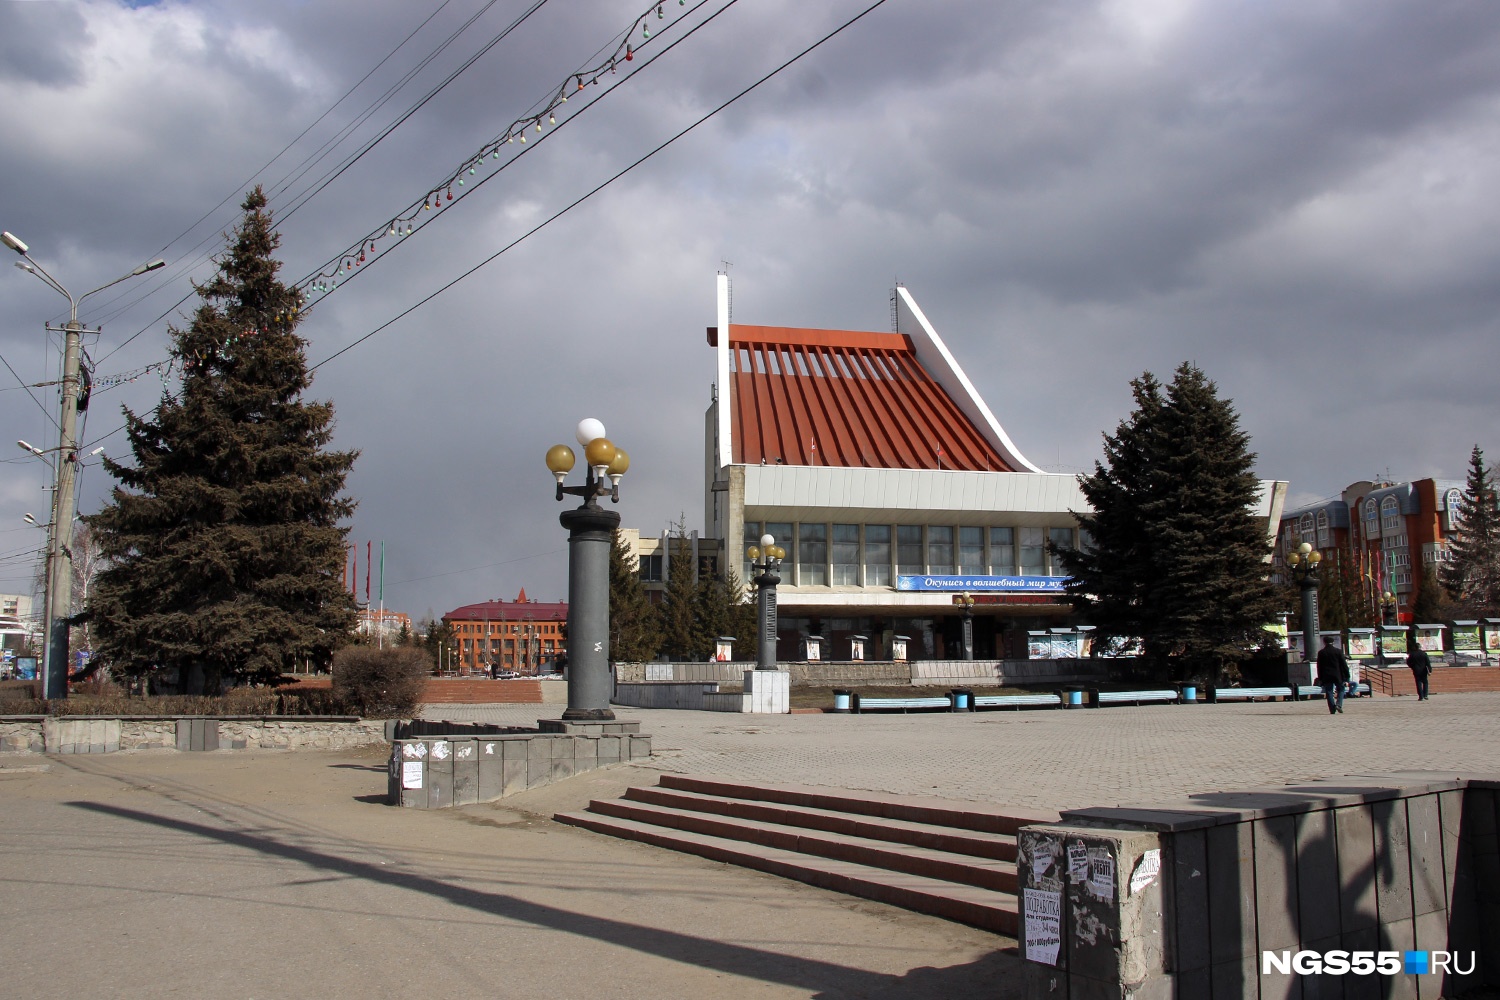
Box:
[721,260,733,321]
[890,281,900,332]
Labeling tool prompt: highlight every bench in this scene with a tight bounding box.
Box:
[1093,689,1179,706]
[1211,686,1293,702]
[851,695,953,714]
[972,693,1064,710]
[1296,684,1371,699]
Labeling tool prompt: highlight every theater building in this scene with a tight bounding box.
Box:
[702,275,1290,661]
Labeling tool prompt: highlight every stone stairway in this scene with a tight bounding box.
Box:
[554,775,1055,935]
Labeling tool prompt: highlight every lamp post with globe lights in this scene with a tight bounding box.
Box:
[546,418,629,720]
[4,230,165,699]
[745,534,785,670]
[1287,542,1322,662]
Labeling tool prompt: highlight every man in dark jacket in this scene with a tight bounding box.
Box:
[1407,645,1433,701]
[1316,638,1350,715]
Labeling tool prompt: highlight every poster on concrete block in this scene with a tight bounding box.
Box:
[1023,888,1062,965]
[402,761,423,789]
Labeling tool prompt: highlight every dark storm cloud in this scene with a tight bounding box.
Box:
[2,0,1498,608]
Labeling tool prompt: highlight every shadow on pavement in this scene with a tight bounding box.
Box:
[69,800,1011,998]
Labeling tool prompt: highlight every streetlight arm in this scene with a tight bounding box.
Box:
[79,259,166,305]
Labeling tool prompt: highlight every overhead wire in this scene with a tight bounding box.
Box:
[314,0,896,370]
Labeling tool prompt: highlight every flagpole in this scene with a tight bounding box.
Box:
[378,541,386,649]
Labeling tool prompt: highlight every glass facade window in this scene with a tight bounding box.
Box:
[1381,497,1401,532]
[959,526,984,573]
[897,525,924,576]
[798,522,828,586]
[832,524,860,586]
[927,525,955,575]
[990,527,1015,574]
[1019,527,1046,576]
[1048,527,1074,574]
[864,525,892,587]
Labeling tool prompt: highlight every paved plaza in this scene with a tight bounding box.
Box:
[3,694,1497,999]
[422,691,1500,815]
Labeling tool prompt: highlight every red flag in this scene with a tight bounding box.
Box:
[366,541,372,603]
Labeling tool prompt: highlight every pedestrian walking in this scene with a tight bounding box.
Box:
[1407,645,1433,701]
[1316,638,1350,715]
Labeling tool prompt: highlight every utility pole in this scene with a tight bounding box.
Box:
[4,231,164,699]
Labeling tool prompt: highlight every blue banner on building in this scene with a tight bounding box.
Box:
[896,575,1068,593]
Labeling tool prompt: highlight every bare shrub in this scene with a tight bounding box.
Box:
[331,646,432,718]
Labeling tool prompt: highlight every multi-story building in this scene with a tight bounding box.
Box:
[700,277,1287,660]
[1273,477,1464,623]
[355,608,412,645]
[443,591,567,674]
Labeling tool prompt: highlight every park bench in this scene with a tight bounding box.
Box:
[1211,686,1293,702]
[850,694,953,714]
[1093,688,1179,707]
[1295,684,1371,699]
[971,693,1064,710]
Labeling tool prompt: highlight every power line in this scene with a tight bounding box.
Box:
[313,0,896,370]
[298,0,733,304]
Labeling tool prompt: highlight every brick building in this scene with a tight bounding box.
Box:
[442,590,566,674]
[1273,477,1464,624]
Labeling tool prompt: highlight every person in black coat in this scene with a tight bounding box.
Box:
[1407,645,1433,701]
[1316,639,1350,715]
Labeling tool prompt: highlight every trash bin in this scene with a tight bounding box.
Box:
[832,689,852,713]
[1180,684,1198,703]
[1064,687,1086,708]
[949,688,973,712]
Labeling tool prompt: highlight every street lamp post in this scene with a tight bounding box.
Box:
[546,418,629,720]
[1286,542,1322,663]
[745,534,785,670]
[4,231,164,699]
[955,592,976,661]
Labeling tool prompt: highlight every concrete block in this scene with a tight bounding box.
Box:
[1170,828,1211,972]
[597,735,620,761]
[1297,937,1344,1000]
[1258,961,1302,1000]
[451,740,478,807]
[1207,821,1258,965]
[1296,808,1341,945]
[1372,798,1413,924]
[1412,907,1449,1000]
[1254,814,1300,953]
[1338,926,1380,1000]
[551,736,575,760]
[399,760,426,809]
[1211,957,1257,1000]
[502,759,527,797]
[175,719,192,751]
[203,720,219,752]
[1405,794,1443,918]
[1376,918,1417,1000]
[628,735,652,759]
[549,758,577,783]
[477,748,504,802]
[527,758,550,787]
[574,737,597,761]
[1439,789,1465,911]
[1335,804,1378,934]
[103,719,121,753]
[1173,967,1211,1000]
[527,737,551,761]
[190,718,205,751]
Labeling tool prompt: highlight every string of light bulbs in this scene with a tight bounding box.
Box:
[294,0,699,309]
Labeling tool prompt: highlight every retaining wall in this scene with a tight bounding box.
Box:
[0,716,389,754]
[388,719,652,808]
[1019,772,1500,999]
[611,683,744,712]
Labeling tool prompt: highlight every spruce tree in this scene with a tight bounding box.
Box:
[609,530,662,662]
[1440,446,1500,616]
[85,188,358,689]
[658,530,704,660]
[1057,363,1280,682]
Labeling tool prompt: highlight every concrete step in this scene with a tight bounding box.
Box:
[553,809,1020,935]
[657,774,1057,834]
[588,796,1018,893]
[625,784,1020,860]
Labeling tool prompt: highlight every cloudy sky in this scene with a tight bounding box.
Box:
[2,0,1498,618]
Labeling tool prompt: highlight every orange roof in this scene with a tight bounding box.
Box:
[726,324,1013,471]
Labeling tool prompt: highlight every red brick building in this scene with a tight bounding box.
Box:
[442,590,566,674]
